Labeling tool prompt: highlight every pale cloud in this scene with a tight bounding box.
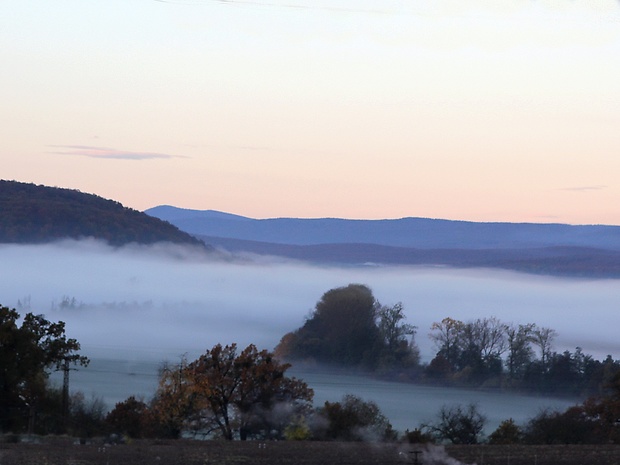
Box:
[559,185,607,193]
[49,145,187,161]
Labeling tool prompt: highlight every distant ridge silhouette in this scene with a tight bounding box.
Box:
[145,206,620,277]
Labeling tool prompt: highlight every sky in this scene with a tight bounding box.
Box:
[2,0,620,224]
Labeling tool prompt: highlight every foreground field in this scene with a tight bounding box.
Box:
[1,439,620,465]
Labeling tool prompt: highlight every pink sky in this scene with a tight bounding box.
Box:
[2,1,619,224]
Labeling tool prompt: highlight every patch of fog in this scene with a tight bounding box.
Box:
[398,444,473,465]
[422,444,475,465]
[1,240,619,363]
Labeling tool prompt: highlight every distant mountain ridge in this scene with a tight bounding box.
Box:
[145,206,620,277]
[146,205,620,250]
[0,181,206,247]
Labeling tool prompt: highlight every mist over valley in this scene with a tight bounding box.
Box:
[4,0,620,455]
[2,239,618,433]
[2,182,620,438]
[3,240,619,363]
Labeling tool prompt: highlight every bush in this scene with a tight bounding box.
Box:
[488,418,523,444]
[313,394,396,442]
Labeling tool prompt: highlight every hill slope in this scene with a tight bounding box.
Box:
[0,181,206,247]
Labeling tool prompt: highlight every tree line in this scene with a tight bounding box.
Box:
[0,304,394,442]
[276,284,620,397]
[405,369,620,446]
[425,317,619,396]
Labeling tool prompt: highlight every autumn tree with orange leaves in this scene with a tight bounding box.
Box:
[151,343,313,440]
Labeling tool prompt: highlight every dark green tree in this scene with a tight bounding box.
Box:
[523,407,594,444]
[579,371,620,443]
[488,418,523,444]
[521,370,620,444]
[0,305,89,433]
[106,396,152,439]
[276,284,382,367]
[277,284,422,373]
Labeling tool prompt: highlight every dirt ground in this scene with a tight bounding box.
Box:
[448,444,620,465]
[1,438,620,465]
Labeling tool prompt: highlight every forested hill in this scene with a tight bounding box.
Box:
[0,180,206,247]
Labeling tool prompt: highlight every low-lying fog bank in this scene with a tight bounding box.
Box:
[6,240,613,435]
[2,240,618,363]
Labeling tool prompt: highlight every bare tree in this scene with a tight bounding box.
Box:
[475,317,508,361]
[376,302,416,352]
[533,326,558,370]
[430,317,506,375]
[429,317,465,369]
[505,323,536,379]
[458,317,507,374]
[424,403,487,444]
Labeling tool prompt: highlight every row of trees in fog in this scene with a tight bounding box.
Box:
[407,370,620,446]
[0,308,394,442]
[15,283,620,397]
[425,316,619,396]
[0,306,393,442]
[2,285,620,444]
[276,284,620,397]
[16,338,620,445]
